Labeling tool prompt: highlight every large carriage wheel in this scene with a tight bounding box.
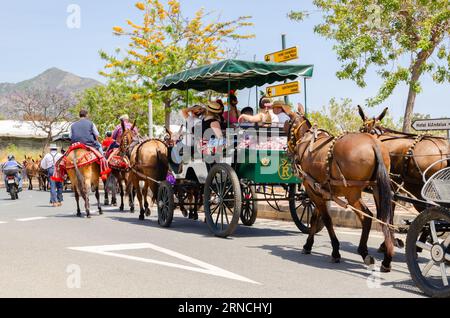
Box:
[289,184,324,234]
[240,181,258,226]
[406,207,450,298]
[157,181,175,228]
[204,164,242,238]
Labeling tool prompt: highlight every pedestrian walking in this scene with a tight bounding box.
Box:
[41,144,63,207]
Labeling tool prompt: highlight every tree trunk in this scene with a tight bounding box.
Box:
[403,81,418,133]
[164,101,171,128]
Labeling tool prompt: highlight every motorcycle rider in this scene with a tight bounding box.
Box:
[1,155,23,192]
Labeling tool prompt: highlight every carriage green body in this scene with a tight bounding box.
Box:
[236,149,300,184]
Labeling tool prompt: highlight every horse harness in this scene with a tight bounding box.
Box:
[288,118,376,198]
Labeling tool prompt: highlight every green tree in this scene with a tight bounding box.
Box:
[290,0,450,132]
[101,0,254,127]
[75,79,164,137]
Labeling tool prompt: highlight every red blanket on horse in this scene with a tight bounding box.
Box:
[51,143,111,182]
[107,148,130,171]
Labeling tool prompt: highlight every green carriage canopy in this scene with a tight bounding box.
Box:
[158,59,314,93]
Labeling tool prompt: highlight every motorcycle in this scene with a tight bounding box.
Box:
[4,169,20,200]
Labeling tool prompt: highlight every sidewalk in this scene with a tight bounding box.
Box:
[256,193,417,231]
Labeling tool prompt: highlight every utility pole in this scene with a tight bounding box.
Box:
[282,34,289,105]
[148,99,153,138]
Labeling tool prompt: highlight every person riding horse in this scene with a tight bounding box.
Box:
[109,114,139,153]
[70,109,104,156]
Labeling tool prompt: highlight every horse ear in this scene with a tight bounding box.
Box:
[120,119,126,132]
[131,120,137,131]
[357,105,368,121]
[297,103,305,116]
[377,107,389,122]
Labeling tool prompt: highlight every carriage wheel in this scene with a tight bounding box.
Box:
[289,184,324,234]
[240,181,258,226]
[204,164,242,238]
[157,181,175,228]
[406,207,450,298]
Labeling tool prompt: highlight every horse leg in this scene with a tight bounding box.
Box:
[373,185,394,272]
[95,186,103,215]
[111,177,117,206]
[103,179,110,206]
[347,192,375,266]
[74,189,81,217]
[28,177,32,190]
[143,182,151,217]
[133,178,145,220]
[119,180,125,211]
[301,186,328,256]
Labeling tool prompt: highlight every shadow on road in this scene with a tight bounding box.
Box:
[107,214,301,238]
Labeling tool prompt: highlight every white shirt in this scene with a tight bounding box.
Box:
[40,151,63,170]
[184,113,203,146]
[273,112,290,126]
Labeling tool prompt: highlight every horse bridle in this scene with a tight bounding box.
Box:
[287,114,309,153]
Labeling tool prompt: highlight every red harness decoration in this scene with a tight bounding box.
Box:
[107,148,130,171]
[51,143,111,182]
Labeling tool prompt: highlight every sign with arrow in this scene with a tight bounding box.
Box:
[264,46,298,63]
[412,118,450,131]
[266,81,300,98]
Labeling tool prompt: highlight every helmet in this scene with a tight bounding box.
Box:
[7,154,15,161]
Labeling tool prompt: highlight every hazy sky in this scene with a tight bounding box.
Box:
[0,0,448,121]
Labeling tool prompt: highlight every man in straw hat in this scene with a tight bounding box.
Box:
[41,143,64,207]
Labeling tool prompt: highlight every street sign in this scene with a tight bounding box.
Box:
[264,46,298,63]
[412,118,450,131]
[266,81,300,98]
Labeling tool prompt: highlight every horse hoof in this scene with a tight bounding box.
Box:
[145,209,151,217]
[395,238,405,249]
[331,257,341,264]
[302,248,311,255]
[87,215,91,219]
[377,244,386,254]
[139,215,145,221]
[77,213,82,218]
[99,211,103,215]
[364,255,375,266]
[104,202,110,206]
[380,264,391,273]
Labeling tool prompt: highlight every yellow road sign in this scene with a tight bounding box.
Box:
[266,81,300,98]
[264,47,299,63]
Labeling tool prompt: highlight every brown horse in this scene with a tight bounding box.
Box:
[24,156,39,190]
[358,106,450,210]
[107,120,137,212]
[121,124,169,221]
[286,105,395,272]
[66,149,102,218]
[37,155,49,191]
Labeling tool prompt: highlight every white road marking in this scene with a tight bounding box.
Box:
[16,217,48,222]
[69,243,260,285]
[0,221,7,224]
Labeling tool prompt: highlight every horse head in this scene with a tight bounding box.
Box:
[164,125,184,148]
[285,104,312,154]
[119,119,138,154]
[358,105,388,135]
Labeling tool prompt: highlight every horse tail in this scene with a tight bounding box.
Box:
[373,143,394,256]
[156,146,169,181]
[73,150,86,197]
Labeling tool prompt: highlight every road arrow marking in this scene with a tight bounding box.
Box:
[68,243,260,285]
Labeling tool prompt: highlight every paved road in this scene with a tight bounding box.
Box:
[0,189,424,298]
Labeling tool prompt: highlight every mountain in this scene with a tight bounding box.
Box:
[0,68,102,117]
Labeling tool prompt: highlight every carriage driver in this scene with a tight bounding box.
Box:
[70,109,104,156]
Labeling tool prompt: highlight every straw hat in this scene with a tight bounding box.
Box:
[206,101,224,114]
[119,114,129,121]
[272,100,292,114]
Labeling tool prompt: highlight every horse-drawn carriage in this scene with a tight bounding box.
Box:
[155,59,320,238]
[400,160,450,298]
